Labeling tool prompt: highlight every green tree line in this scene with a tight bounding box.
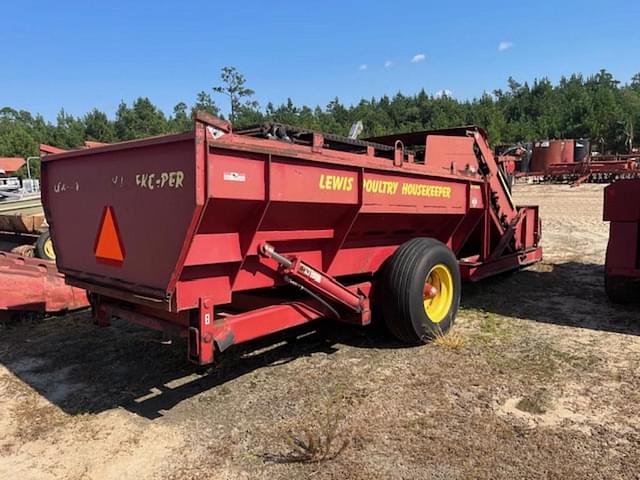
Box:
[2,67,639,178]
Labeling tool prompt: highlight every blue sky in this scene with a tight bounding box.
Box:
[1,0,639,121]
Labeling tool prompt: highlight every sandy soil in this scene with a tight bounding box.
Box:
[1,184,640,479]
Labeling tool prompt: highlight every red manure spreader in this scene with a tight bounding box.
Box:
[42,113,542,365]
[604,179,640,302]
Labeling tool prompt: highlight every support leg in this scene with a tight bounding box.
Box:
[188,297,215,365]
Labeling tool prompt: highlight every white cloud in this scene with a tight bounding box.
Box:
[435,89,453,99]
[498,41,513,51]
[484,90,498,100]
[384,60,393,68]
[359,64,368,71]
[411,53,426,63]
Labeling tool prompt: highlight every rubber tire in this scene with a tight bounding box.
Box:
[605,274,637,304]
[382,238,461,344]
[35,230,55,261]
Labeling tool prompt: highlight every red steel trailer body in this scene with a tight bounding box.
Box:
[42,113,542,364]
[604,179,640,302]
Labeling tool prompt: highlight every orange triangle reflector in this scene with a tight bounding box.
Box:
[94,206,125,265]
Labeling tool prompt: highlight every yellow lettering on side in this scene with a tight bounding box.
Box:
[319,175,355,191]
[160,172,169,188]
[396,182,452,197]
[346,177,354,191]
[135,170,185,190]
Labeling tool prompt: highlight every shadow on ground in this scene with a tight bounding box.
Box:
[462,261,640,335]
[0,312,399,419]
[1,260,637,420]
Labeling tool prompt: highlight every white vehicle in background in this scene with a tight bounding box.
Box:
[0,156,40,202]
[0,158,52,260]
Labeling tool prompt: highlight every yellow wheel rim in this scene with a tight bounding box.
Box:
[423,264,453,323]
[43,238,56,261]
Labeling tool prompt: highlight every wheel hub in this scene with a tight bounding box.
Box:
[423,264,454,323]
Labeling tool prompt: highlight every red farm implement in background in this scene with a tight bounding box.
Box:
[515,138,640,185]
[604,179,640,302]
[41,112,542,365]
[0,251,88,320]
[0,145,91,320]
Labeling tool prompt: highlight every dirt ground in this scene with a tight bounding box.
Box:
[1,184,640,480]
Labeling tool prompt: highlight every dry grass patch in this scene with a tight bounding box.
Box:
[264,409,351,464]
[432,327,467,350]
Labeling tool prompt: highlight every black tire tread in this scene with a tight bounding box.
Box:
[386,238,428,342]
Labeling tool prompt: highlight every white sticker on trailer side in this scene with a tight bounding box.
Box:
[223,172,246,182]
